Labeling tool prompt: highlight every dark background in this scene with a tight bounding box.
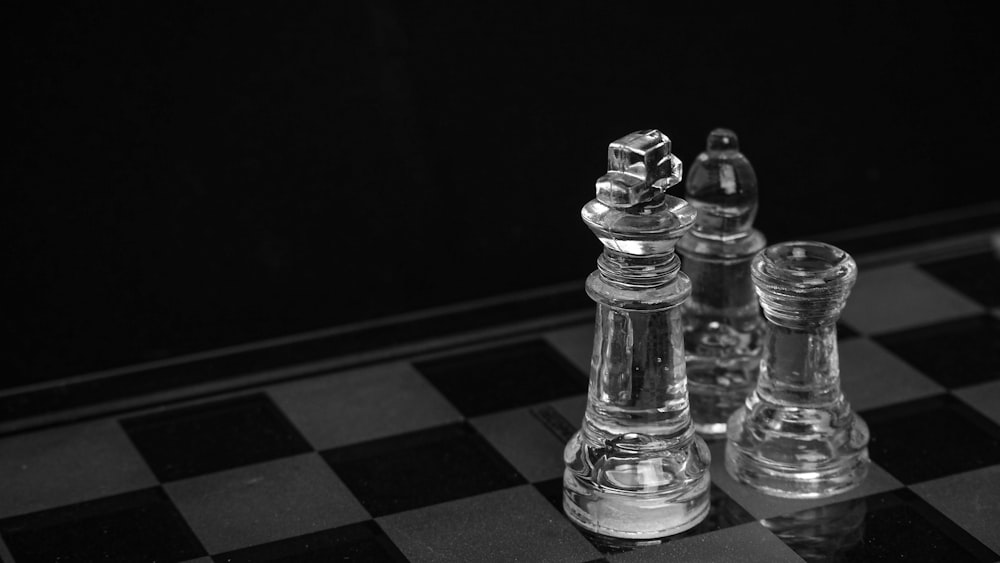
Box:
[7,3,999,387]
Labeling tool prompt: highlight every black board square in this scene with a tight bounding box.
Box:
[321,422,524,517]
[120,393,311,482]
[874,314,1000,389]
[922,252,1000,308]
[766,489,998,562]
[761,496,868,561]
[862,394,1000,484]
[414,339,587,417]
[532,476,568,513]
[837,321,859,340]
[0,487,204,563]
[211,520,407,563]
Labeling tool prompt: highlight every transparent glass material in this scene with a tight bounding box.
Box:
[725,241,870,498]
[677,129,766,438]
[564,130,710,540]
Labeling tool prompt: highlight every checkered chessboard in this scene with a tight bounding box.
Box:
[1,245,998,562]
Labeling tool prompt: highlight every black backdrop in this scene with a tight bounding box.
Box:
[8,3,999,386]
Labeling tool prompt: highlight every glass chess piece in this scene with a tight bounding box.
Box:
[677,128,766,438]
[563,129,711,539]
[725,241,870,498]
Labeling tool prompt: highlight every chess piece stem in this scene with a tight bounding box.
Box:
[563,130,710,539]
[725,241,870,498]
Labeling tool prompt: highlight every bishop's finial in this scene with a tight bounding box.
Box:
[686,127,758,238]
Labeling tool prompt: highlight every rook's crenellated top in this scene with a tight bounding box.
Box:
[751,241,858,330]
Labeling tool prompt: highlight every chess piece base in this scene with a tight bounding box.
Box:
[562,430,711,539]
[724,398,870,499]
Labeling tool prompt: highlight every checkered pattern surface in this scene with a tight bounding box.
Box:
[1,249,999,562]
